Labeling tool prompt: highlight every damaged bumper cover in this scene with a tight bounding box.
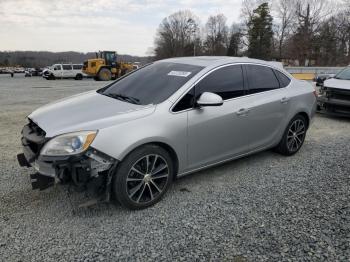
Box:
[17,120,117,192]
[317,87,350,117]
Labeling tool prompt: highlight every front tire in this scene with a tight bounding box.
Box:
[112,145,174,210]
[98,68,112,81]
[275,114,308,156]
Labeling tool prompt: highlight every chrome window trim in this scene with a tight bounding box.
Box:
[170,62,292,114]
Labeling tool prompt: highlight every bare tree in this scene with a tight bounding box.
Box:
[287,0,333,65]
[154,10,200,59]
[204,14,229,55]
[273,0,297,60]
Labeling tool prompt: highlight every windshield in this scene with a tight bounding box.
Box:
[335,68,350,80]
[97,62,203,105]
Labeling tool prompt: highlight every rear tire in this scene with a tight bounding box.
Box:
[112,145,174,210]
[275,114,308,156]
[98,68,112,81]
[75,74,83,80]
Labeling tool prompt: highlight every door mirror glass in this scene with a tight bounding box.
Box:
[197,92,223,107]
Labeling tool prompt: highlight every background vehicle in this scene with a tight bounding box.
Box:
[43,64,85,80]
[24,69,32,77]
[318,67,350,116]
[314,73,335,86]
[82,51,134,81]
[18,57,316,210]
[31,68,43,76]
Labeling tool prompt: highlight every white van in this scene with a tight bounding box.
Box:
[42,64,85,80]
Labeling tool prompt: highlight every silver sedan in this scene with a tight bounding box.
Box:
[18,56,317,209]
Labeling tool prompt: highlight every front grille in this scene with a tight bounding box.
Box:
[326,88,350,101]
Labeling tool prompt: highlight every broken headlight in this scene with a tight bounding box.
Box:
[40,131,97,156]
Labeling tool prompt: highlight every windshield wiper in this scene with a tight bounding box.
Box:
[105,93,140,105]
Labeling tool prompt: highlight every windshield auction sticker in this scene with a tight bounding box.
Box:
[168,71,192,77]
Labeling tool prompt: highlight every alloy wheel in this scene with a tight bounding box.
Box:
[126,154,169,204]
[287,119,306,152]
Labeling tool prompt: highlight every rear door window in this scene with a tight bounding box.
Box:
[196,65,245,100]
[245,65,280,94]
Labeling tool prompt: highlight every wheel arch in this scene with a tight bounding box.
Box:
[119,141,180,178]
[75,73,83,80]
[97,66,112,74]
[295,111,310,129]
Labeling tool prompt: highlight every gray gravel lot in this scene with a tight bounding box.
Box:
[0,74,349,261]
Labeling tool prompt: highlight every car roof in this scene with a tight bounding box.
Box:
[158,56,284,70]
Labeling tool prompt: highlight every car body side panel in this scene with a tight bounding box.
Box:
[91,101,188,173]
[187,98,252,170]
[287,80,317,124]
[241,88,291,151]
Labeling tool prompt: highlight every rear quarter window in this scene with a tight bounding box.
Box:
[274,70,291,88]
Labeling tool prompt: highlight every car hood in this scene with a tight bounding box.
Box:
[29,91,155,137]
[324,78,350,90]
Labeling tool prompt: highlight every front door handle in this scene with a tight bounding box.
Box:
[280,97,290,104]
[236,108,250,116]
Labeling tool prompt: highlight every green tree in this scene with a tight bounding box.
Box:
[247,3,274,60]
[227,26,241,56]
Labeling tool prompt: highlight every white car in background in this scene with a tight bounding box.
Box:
[42,64,85,80]
[318,67,350,116]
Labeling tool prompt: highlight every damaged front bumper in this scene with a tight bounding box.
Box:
[17,120,117,197]
[317,87,350,117]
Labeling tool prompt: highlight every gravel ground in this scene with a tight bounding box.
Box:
[0,74,349,261]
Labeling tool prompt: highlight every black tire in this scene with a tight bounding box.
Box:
[75,74,83,80]
[275,114,308,156]
[112,144,174,210]
[98,68,112,81]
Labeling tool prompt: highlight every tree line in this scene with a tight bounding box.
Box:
[154,0,350,66]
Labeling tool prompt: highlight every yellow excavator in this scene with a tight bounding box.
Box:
[82,51,134,81]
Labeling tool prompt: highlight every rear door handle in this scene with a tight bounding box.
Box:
[280,97,290,104]
[236,108,250,116]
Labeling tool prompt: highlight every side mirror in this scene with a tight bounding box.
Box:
[197,92,223,107]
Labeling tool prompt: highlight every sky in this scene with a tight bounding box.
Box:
[0,0,243,56]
